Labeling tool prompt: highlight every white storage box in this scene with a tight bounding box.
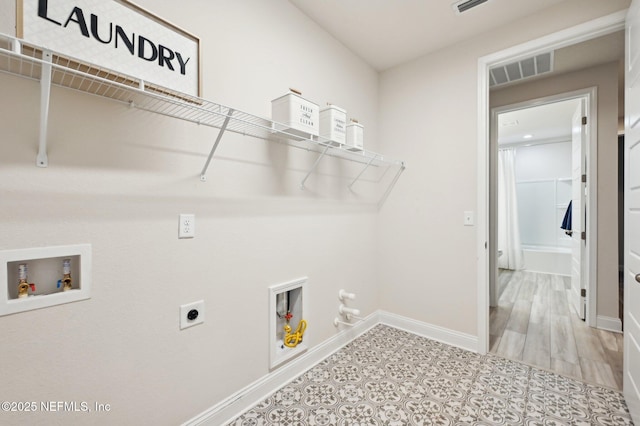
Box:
[271,90,319,140]
[319,104,347,146]
[346,120,364,151]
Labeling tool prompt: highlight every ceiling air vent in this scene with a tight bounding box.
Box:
[490,52,554,88]
[453,0,490,14]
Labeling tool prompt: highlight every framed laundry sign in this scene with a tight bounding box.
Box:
[16,0,201,96]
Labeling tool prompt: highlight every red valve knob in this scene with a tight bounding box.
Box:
[29,283,36,292]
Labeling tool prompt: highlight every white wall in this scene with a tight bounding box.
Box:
[0,1,15,35]
[515,142,572,182]
[0,0,630,424]
[0,1,387,424]
[377,0,628,335]
[514,142,573,250]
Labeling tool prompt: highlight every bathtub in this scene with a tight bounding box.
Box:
[522,245,571,276]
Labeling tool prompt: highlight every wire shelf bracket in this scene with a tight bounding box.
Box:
[200,108,235,182]
[348,155,377,189]
[36,48,52,168]
[300,142,331,190]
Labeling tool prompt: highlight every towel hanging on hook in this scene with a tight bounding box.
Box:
[561,201,572,236]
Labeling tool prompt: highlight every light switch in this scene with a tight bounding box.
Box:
[464,211,474,226]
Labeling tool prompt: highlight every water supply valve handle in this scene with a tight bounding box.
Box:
[29,283,36,292]
[339,289,356,301]
[339,304,360,317]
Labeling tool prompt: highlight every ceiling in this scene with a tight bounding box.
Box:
[498,99,581,145]
[289,0,569,71]
[288,1,625,143]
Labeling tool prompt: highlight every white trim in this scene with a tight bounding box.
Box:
[597,315,623,333]
[378,310,478,352]
[183,312,478,425]
[481,11,626,68]
[478,49,490,354]
[477,10,626,354]
[586,89,599,327]
[183,312,380,426]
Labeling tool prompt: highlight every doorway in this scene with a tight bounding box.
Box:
[490,96,586,311]
[489,88,598,326]
[476,13,626,388]
[487,93,624,388]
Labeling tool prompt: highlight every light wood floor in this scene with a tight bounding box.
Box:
[490,270,623,390]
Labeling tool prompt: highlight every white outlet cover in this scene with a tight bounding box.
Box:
[180,300,205,330]
[179,214,195,239]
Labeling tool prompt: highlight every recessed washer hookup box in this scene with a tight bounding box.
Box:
[271,89,319,140]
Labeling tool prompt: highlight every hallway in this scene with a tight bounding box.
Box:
[490,270,623,390]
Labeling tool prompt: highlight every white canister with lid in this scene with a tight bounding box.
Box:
[345,119,364,151]
[319,104,347,146]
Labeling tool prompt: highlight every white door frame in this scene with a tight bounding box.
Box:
[489,88,596,317]
[476,11,626,354]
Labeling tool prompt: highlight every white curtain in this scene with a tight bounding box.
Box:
[498,148,524,270]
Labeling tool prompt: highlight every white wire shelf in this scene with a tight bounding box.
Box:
[0,33,405,186]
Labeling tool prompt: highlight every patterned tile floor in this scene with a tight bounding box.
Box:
[228,324,633,425]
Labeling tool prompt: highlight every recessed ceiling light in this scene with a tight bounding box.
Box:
[523,134,533,139]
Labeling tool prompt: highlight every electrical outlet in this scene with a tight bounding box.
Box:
[179,214,195,238]
[180,300,205,330]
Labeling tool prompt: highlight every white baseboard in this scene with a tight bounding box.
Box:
[182,310,478,425]
[182,312,380,426]
[597,315,622,333]
[377,310,478,352]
